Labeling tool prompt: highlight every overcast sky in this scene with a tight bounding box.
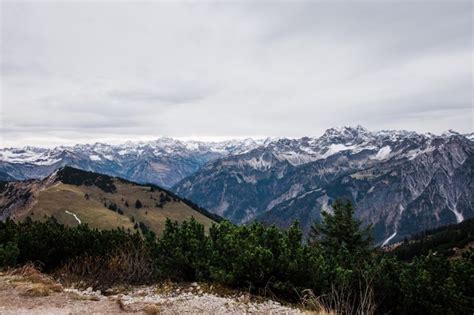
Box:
[1,1,472,147]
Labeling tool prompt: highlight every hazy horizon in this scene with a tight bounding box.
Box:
[1,125,471,149]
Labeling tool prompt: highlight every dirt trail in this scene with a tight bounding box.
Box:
[0,275,127,314]
[0,271,302,314]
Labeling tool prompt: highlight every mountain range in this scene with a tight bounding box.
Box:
[0,138,266,187]
[1,126,473,245]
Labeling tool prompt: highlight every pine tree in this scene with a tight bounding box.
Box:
[309,199,372,254]
[135,199,142,209]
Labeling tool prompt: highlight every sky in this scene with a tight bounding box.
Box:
[1,1,473,147]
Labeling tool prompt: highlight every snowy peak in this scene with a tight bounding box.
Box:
[0,147,62,166]
[0,137,264,165]
[0,137,269,187]
[1,127,472,186]
[173,128,474,246]
[321,125,371,143]
[441,129,462,138]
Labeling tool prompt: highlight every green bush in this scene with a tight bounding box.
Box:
[0,241,19,267]
[0,201,472,314]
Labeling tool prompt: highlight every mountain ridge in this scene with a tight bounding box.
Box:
[2,126,472,244]
[0,137,269,187]
[2,127,472,186]
[173,127,473,245]
[0,166,221,234]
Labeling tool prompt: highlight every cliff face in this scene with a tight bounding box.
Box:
[174,128,473,244]
[2,127,472,244]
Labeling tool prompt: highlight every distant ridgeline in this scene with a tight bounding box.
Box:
[1,127,473,244]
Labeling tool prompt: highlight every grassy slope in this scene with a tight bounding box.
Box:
[19,180,216,235]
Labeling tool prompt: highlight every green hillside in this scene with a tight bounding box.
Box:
[1,167,219,235]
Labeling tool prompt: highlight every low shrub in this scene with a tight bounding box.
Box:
[0,201,472,314]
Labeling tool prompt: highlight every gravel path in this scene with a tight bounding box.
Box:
[0,273,302,314]
[109,285,302,314]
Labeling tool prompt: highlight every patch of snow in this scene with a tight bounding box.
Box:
[244,156,274,170]
[382,231,397,246]
[398,204,405,214]
[65,210,81,224]
[320,144,356,159]
[209,147,228,154]
[367,186,375,193]
[89,155,101,161]
[275,152,317,166]
[297,188,322,199]
[441,129,461,137]
[233,174,242,184]
[0,149,61,165]
[374,146,391,160]
[299,146,318,155]
[405,145,436,160]
[451,207,464,223]
[184,142,200,150]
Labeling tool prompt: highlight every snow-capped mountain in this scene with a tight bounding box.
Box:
[0,137,267,187]
[173,126,473,245]
[2,126,473,244]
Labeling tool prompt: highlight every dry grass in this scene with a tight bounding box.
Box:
[142,303,161,315]
[8,263,63,292]
[20,283,52,297]
[299,289,336,315]
[116,298,163,314]
[5,263,63,298]
[22,184,134,230]
[301,278,377,315]
[56,243,154,290]
[20,181,216,235]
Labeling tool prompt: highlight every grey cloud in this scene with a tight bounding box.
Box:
[0,1,472,147]
[108,86,210,104]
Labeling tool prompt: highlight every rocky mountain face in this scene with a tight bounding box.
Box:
[2,127,473,244]
[173,127,474,245]
[0,138,265,187]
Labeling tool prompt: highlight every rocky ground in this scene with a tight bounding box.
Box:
[0,266,305,314]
